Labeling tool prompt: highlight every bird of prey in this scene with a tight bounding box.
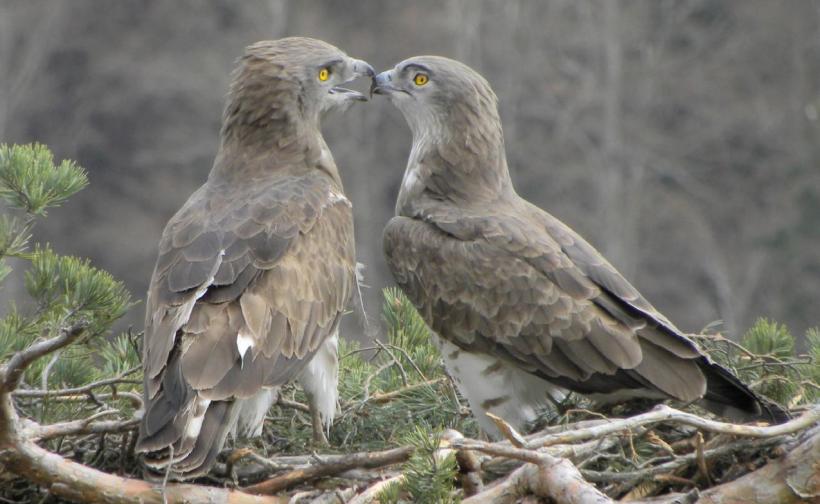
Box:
[136,38,373,479]
[372,56,787,437]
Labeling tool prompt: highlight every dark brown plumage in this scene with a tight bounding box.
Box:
[373,56,787,436]
[136,38,372,478]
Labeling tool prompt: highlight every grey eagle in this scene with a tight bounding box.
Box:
[372,56,787,437]
[136,38,373,479]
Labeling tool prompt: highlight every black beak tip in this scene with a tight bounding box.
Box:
[369,80,385,99]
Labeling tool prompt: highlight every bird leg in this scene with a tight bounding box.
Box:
[305,391,329,446]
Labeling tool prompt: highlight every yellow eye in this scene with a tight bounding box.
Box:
[318,67,330,81]
[413,73,429,86]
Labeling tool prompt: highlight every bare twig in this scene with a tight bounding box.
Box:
[347,430,462,504]
[243,445,414,495]
[526,404,819,449]
[23,416,139,442]
[0,393,282,503]
[40,348,63,393]
[463,454,613,504]
[347,475,402,504]
[0,320,88,392]
[369,377,447,404]
[485,412,527,448]
[276,395,310,413]
[581,435,786,483]
[14,366,140,398]
[455,446,483,497]
[17,390,143,409]
[373,340,409,385]
[628,426,820,504]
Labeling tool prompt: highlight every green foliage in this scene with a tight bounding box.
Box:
[377,481,402,504]
[741,318,794,359]
[397,426,459,504]
[697,318,819,406]
[0,215,31,283]
[802,327,820,402]
[0,308,38,359]
[261,287,476,455]
[0,142,133,418]
[0,143,88,215]
[383,287,442,378]
[99,332,142,377]
[739,318,798,403]
[24,245,131,336]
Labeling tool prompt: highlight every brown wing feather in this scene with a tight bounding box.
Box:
[383,209,706,402]
[387,198,787,422]
[138,172,354,478]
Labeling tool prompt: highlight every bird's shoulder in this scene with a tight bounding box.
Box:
[151,170,352,305]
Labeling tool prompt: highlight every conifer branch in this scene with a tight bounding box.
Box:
[0,319,88,392]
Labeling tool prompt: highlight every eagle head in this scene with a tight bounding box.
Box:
[370,55,500,143]
[222,37,373,140]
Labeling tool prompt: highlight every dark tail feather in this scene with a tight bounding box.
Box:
[170,400,238,478]
[699,358,790,424]
[138,349,240,479]
[137,347,193,451]
[141,400,238,480]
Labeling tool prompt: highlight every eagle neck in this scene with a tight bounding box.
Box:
[211,100,330,183]
[396,126,514,217]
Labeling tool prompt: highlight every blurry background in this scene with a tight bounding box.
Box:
[1,0,818,344]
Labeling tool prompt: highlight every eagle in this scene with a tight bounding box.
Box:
[136,38,373,479]
[372,56,787,437]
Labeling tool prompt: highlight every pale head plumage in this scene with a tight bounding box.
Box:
[373,56,513,212]
[372,56,499,141]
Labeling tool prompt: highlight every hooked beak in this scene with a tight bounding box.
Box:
[370,70,403,98]
[330,58,375,102]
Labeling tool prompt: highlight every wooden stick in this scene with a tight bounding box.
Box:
[0,320,88,391]
[0,395,282,503]
[243,445,414,495]
[463,456,613,504]
[369,377,447,404]
[526,404,819,449]
[13,366,140,398]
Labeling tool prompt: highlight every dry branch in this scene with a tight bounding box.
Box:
[13,366,140,398]
[696,424,820,504]
[0,320,88,391]
[526,404,819,448]
[17,390,144,408]
[369,377,447,404]
[581,435,785,482]
[23,416,139,442]
[464,454,613,504]
[243,445,414,495]
[0,318,284,503]
[628,426,820,504]
[0,396,283,503]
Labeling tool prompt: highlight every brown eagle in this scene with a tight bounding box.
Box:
[136,38,373,479]
[372,56,787,438]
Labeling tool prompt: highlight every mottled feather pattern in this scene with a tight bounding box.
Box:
[382,55,788,432]
[139,173,354,477]
[137,37,360,479]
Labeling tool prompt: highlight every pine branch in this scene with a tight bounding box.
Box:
[13,365,140,398]
[0,319,88,392]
